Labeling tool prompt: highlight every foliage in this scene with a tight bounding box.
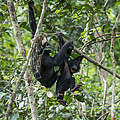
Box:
[0,0,120,119]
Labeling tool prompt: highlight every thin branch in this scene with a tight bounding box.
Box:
[6,0,47,117]
[5,64,28,119]
[103,0,109,26]
[7,0,26,58]
[104,0,109,11]
[93,16,106,41]
[34,0,46,37]
[94,15,107,120]
[108,99,120,108]
[97,98,120,120]
[6,0,27,118]
[97,111,109,120]
[80,35,120,51]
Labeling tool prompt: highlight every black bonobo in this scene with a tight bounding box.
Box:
[56,33,83,106]
[28,0,74,88]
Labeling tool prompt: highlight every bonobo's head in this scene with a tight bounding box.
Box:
[69,56,83,73]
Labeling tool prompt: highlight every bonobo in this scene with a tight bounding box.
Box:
[28,0,74,88]
[56,33,83,106]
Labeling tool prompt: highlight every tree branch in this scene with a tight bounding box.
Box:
[74,47,120,79]
[34,0,46,37]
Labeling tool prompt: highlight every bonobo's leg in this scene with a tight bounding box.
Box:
[28,0,37,38]
[56,60,71,106]
[70,78,82,92]
[57,92,67,106]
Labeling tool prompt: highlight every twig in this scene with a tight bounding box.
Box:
[104,0,109,10]
[97,98,120,120]
[103,0,109,26]
[97,111,109,120]
[5,64,28,119]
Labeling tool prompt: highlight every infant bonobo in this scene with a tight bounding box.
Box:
[56,33,83,106]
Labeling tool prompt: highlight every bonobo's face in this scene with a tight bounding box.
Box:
[69,56,83,73]
[70,60,80,73]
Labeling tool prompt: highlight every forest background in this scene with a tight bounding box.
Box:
[0,0,120,120]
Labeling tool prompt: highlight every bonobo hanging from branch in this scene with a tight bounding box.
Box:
[56,33,83,106]
[28,0,83,106]
[28,0,74,88]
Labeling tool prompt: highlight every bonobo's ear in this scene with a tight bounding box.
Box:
[76,55,83,63]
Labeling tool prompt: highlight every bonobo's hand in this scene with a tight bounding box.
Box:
[65,40,73,48]
[67,41,74,52]
[62,40,73,56]
[53,40,73,66]
[28,0,34,6]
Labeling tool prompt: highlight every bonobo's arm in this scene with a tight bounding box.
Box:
[28,0,37,38]
[54,33,73,67]
[54,40,73,67]
[57,32,65,49]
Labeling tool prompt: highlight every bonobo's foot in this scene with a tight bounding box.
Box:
[58,99,67,106]
[71,84,82,92]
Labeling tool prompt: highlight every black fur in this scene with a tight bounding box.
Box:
[28,1,83,106]
[28,0,37,38]
[56,34,83,106]
[28,0,73,88]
